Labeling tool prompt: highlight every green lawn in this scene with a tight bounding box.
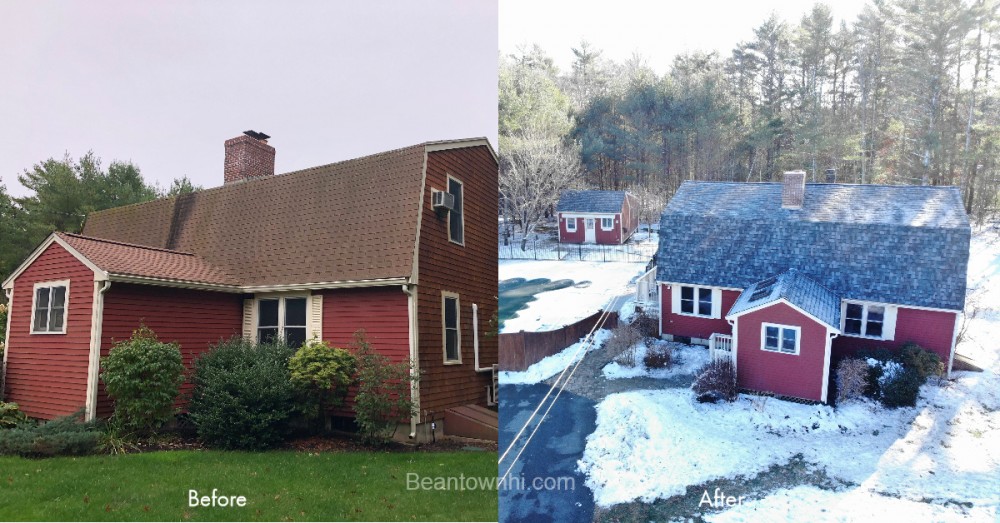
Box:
[0,450,497,521]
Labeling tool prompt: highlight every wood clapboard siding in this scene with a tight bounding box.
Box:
[4,242,95,420]
[320,287,410,359]
[735,302,829,402]
[97,283,243,418]
[416,146,498,416]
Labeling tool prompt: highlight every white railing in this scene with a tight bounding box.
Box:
[709,333,734,362]
[635,267,658,309]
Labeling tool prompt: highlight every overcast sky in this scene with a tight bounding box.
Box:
[501,0,868,74]
[0,1,498,198]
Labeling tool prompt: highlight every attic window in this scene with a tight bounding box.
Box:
[31,281,69,334]
[448,176,464,245]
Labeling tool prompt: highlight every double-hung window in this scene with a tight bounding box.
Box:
[600,217,613,230]
[31,281,68,334]
[679,285,713,317]
[762,323,800,355]
[448,176,464,245]
[257,296,308,348]
[843,303,886,339]
[442,293,461,363]
[565,217,577,232]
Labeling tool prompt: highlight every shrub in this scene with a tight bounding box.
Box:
[643,345,672,369]
[0,411,100,457]
[0,402,30,429]
[0,303,7,356]
[899,343,944,380]
[835,358,869,404]
[692,359,738,402]
[352,331,418,444]
[188,337,297,450]
[289,338,357,429]
[881,367,924,408]
[605,323,643,366]
[630,310,659,338]
[100,325,185,435]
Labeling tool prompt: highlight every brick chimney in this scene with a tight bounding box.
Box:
[825,168,837,183]
[781,170,806,209]
[224,130,275,184]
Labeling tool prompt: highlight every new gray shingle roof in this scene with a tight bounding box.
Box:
[557,190,627,214]
[728,269,842,329]
[657,181,971,311]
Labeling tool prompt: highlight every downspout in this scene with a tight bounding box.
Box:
[1,288,12,402]
[472,304,492,373]
[85,280,111,421]
[401,283,419,439]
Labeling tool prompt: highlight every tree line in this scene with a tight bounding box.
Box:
[500,0,1000,239]
[0,153,201,287]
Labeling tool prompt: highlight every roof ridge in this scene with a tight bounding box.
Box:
[681,179,961,190]
[59,232,196,256]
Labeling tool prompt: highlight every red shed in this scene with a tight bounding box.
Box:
[556,190,638,245]
[2,133,499,441]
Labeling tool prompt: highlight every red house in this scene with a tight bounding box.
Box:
[655,172,970,403]
[1,132,499,440]
[556,190,638,245]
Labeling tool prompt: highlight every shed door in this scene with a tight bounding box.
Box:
[585,218,596,243]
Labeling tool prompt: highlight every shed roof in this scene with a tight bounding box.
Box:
[557,190,627,214]
[657,181,970,311]
[727,269,841,330]
[58,233,240,287]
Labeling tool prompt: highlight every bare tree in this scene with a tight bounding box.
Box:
[500,129,582,247]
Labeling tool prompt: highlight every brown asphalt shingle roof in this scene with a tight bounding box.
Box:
[81,142,434,286]
[58,233,241,286]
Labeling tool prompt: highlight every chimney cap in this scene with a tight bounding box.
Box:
[244,130,270,141]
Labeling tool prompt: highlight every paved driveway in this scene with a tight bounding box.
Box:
[498,383,597,523]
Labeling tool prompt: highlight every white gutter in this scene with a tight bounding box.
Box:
[472,304,492,373]
[85,280,112,421]
[1,288,12,401]
[401,283,420,439]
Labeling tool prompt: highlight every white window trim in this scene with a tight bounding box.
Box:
[671,284,722,319]
[760,323,801,355]
[446,174,465,247]
[600,217,614,231]
[565,216,577,232]
[254,293,311,345]
[442,291,462,364]
[840,301,896,341]
[29,279,70,335]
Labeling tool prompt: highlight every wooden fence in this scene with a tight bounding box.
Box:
[499,310,618,372]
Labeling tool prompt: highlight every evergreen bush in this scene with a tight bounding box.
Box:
[188,337,297,450]
[289,338,357,429]
[0,411,100,457]
[100,325,185,435]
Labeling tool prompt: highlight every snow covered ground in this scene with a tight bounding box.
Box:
[499,260,644,333]
[499,329,613,385]
[577,227,1000,519]
[602,341,710,380]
